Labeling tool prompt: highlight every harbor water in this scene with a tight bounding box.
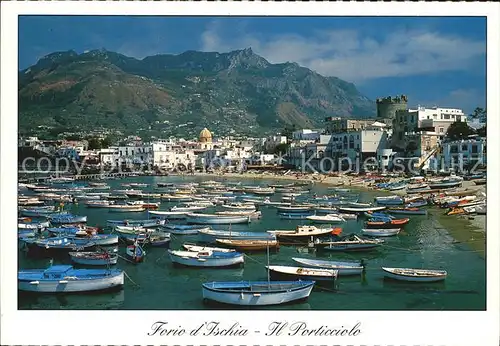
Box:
[18,176,486,310]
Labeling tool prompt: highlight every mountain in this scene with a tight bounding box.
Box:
[18,48,375,137]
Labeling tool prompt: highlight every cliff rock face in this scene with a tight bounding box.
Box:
[19,48,375,136]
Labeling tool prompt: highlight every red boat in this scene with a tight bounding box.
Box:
[365,218,410,229]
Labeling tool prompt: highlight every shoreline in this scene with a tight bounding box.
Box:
[189,171,486,257]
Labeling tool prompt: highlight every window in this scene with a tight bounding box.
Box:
[471,145,478,153]
[461,144,468,151]
[349,135,355,149]
[439,127,444,133]
[444,114,450,120]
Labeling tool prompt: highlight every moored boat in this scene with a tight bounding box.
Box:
[365,218,410,229]
[18,265,123,292]
[198,229,275,243]
[215,238,279,251]
[148,210,188,219]
[268,225,341,242]
[182,244,236,253]
[314,234,384,251]
[338,206,386,213]
[169,249,244,267]
[126,242,145,263]
[292,257,364,276]
[386,207,427,215]
[267,265,338,282]
[107,205,145,212]
[361,228,401,237]
[69,251,118,266]
[305,214,345,223]
[186,213,251,225]
[382,267,447,282]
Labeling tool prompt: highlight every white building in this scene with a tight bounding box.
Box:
[292,129,321,141]
[441,138,486,171]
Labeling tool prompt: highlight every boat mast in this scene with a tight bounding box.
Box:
[267,238,270,287]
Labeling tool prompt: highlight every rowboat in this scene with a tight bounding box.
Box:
[182,244,236,253]
[428,180,462,189]
[106,219,165,227]
[67,233,119,246]
[268,225,341,242]
[85,200,113,208]
[171,205,208,212]
[127,201,160,209]
[215,238,279,251]
[186,213,251,225]
[168,227,210,235]
[48,214,87,224]
[375,196,405,205]
[107,205,145,212]
[267,265,338,282]
[474,179,486,185]
[69,251,118,265]
[169,249,244,267]
[278,212,314,220]
[215,210,262,219]
[386,207,427,215]
[18,265,124,292]
[126,242,145,263]
[365,218,409,229]
[162,223,207,230]
[306,214,345,223]
[314,206,338,213]
[361,228,401,237]
[23,237,95,254]
[201,280,315,306]
[18,221,50,229]
[147,210,188,219]
[198,229,275,243]
[161,194,193,202]
[382,267,447,282]
[292,257,364,276]
[221,203,256,211]
[338,206,386,213]
[276,205,313,213]
[314,234,384,251]
[406,200,428,208]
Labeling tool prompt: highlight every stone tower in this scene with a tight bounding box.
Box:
[376,95,408,120]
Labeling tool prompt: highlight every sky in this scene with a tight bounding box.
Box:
[19,16,487,114]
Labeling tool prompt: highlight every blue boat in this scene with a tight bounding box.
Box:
[106,219,164,228]
[19,206,57,217]
[18,265,124,293]
[406,200,428,208]
[23,237,96,254]
[126,242,145,263]
[48,214,87,224]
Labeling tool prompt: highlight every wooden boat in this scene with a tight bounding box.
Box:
[276,205,313,213]
[336,213,358,220]
[147,210,188,219]
[18,221,50,229]
[127,201,160,210]
[375,196,405,205]
[474,179,486,185]
[171,205,208,212]
[126,242,145,263]
[361,228,401,237]
[446,207,466,216]
[182,244,236,253]
[201,280,314,306]
[215,210,262,219]
[306,214,345,223]
[198,229,275,243]
[314,206,338,213]
[107,205,145,212]
[161,194,193,202]
[278,212,314,220]
[162,223,207,231]
[338,206,386,213]
[215,238,279,251]
[382,267,447,282]
[268,225,341,242]
[48,214,87,224]
[267,265,338,282]
[386,207,427,215]
[186,213,251,225]
[314,234,384,252]
[85,200,113,208]
[18,265,124,292]
[148,233,171,247]
[292,257,364,276]
[167,227,210,235]
[69,251,118,265]
[67,233,119,246]
[406,200,428,208]
[107,219,165,227]
[428,180,462,189]
[169,249,244,267]
[221,203,256,211]
[365,218,409,229]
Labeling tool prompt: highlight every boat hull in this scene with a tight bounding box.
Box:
[382,268,447,282]
[18,271,124,292]
[169,251,244,267]
[187,214,250,225]
[69,253,118,266]
[202,281,314,306]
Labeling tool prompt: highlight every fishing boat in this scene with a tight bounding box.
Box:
[127,200,160,210]
[375,196,405,205]
[161,194,193,202]
[314,234,384,251]
[168,226,210,235]
[162,223,207,231]
[276,205,313,213]
[169,249,244,267]
[106,219,165,227]
[428,179,462,189]
[338,205,386,213]
[268,225,341,242]
[215,210,262,219]
[18,206,55,217]
[171,205,208,212]
[406,200,428,208]
[69,251,118,266]
[47,214,87,225]
[292,258,364,276]
[126,241,145,263]
[446,207,466,216]
[221,203,256,211]
[148,210,188,219]
[85,200,113,208]
[382,267,447,282]
[278,212,314,220]
[23,237,95,254]
[65,233,119,246]
[107,204,145,212]
[198,229,275,243]
[186,213,251,225]
[305,214,345,223]
[365,218,410,229]
[386,207,427,215]
[18,221,50,229]
[314,206,339,213]
[474,179,486,186]
[182,244,236,253]
[267,265,338,283]
[18,265,123,292]
[202,280,315,306]
[361,228,401,237]
[215,238,279,251]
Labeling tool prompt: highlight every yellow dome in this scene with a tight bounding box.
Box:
[199,128,212,143]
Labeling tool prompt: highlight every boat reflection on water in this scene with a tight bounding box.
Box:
[382,277,447,291]
[18,289,125,310]
[203,297,311,310]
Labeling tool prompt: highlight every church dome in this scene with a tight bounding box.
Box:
[199,128,212,143]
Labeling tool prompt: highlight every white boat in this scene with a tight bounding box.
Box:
[85,200,113,208]
[18,221,50,229]
[306,214,345,223]
[268,225,338,240]
[221,203,256,211]
[202,280,315,306]
[315,234,384,251]
[338,206,386,213]
[292,257,364,276]
[171,205,208,212]
[267,265,338,282]
[382,267,447,282]
[168,227,210,235]
[161,194,193,202]
[361,228,401,237]
[107,205,145,212]
[148,210,188,219]
[276,205,313,213]
[186,213,251,225]
[215,210,262,219]
[18,265,124,292]
[182,244,236,253]
[169,249,244,267]
[198,229,275,243]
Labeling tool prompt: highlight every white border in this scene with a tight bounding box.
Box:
[1,2,499,345]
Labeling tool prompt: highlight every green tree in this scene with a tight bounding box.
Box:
[446,121,476,141]
[477,125,486,137]
[100,137,112,148]
[87,137,102,150]
[471,107,486,120]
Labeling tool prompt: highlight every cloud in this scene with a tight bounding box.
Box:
[200,21,485,84]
